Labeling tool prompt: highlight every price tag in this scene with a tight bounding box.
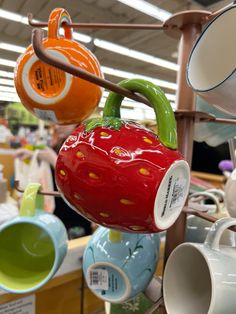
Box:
[88,269,109,290]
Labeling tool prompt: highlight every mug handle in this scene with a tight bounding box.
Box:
[19,182,44,216]
[189,191,221,214]
[103,79,177,149]
[206,188,225,201]
[204,217,236,251]
[48,8,72,40]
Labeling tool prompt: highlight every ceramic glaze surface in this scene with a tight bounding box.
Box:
[164,218,236,314]
[14,8,103,124]
[56,79,190,233]
[83,226,160,302]
[0,183,68,294]
[56,120,184,232]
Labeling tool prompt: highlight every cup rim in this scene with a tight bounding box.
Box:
[0,218,65,294]
[163,242,215,314]
[86,261,132,303]
[187,4,236,93]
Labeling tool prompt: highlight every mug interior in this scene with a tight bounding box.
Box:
[163,244,212,314]
[0,222,55,292]
[188,7,236,91]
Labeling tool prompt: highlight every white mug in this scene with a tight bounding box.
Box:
[186,191,233,245]
[164,217,236,314]
[187,2,236,116]
[225,168,236,218]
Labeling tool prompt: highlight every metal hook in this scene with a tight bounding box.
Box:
[28,12,166,30]
[14,180,61,197]
[31,28,153,107]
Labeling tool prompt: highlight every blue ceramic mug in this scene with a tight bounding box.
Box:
[0,183,68,293]
[83,227,160,303]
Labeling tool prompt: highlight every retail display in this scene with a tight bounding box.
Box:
[1,2,236,313]
[187,2,236,116]
[163,217,236,314]
[56,78,190,233]
[14,8,103,125]
[0,183,68,294]
[83,227,159,303]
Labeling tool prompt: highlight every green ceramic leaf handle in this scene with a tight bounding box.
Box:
[103,78,177,149]
[19,183,44,216]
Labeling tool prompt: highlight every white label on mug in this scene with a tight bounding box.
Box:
[34,108,58,122]
[89,269,109,290]
[169,177,187,210]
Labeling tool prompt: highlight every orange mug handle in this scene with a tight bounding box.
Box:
[48,8,72,40]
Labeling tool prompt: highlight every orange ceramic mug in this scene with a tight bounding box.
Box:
[14,8,103,125]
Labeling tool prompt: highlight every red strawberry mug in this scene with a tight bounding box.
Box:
[14,8,103,125]
[55,79,190,233]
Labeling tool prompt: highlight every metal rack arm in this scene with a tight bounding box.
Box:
[31,28,153,107]
[14,180,61,197]
[28,13,166,30]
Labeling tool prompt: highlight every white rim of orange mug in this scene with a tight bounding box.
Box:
[21,49,72,105]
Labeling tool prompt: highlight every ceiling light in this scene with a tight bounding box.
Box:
[0,58,16,67]
[0,9,178,72]
[58,29,92,43]
[101,66,177,90]
[0,9,28,24]
[0,43,25,54]
[95,39,178,72]
[0,78,15,86]
[0,85,16,93]
[115,0,171,22]
[0,70,14,78]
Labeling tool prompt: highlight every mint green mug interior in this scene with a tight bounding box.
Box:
[0,222,55,291]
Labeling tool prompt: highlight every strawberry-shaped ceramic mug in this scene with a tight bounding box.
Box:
[56,79,190,233]
[14,8,103,124]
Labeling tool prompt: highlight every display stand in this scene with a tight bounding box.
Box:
[12,3,236,312]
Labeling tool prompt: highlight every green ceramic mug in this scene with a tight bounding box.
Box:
[0,183,68,293]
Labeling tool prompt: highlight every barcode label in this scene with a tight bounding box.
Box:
[34,108,58,122]
[88,269,109,290]
[170,178,186,209]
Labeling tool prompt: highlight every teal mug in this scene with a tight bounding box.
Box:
[0,183,68,293]
[83,226,160,303]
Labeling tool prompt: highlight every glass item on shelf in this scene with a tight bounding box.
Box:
[56,78,190,233]
[14,8,103,125]
[83,226,160,303]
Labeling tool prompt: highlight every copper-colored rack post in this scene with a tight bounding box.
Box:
[163,11,207,265]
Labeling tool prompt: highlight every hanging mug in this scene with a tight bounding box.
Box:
[164,217,236,314]
[56,78,190,233]
[186,191,234,245]
[0,183,68,293]
[14,8,103,124]
[83,226,160,303]
[187,2,236,116]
